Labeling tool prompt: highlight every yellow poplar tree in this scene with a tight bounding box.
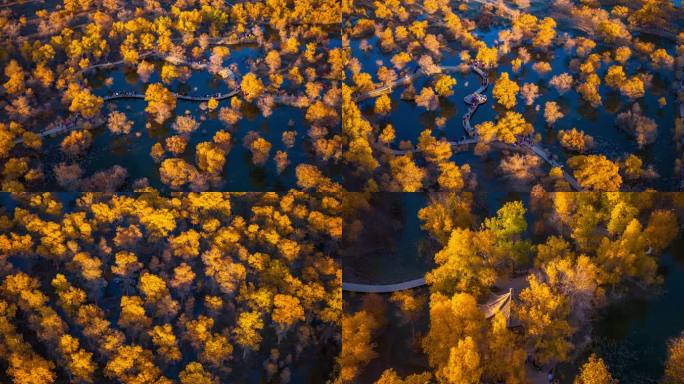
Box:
[493,72,519,109]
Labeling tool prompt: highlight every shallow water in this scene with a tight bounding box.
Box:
[348,21,679,191]
[38,43,342,191]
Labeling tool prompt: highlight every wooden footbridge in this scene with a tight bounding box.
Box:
[102,89,241,102]
[342,277,427,293]
[343,275,514,321]
[74,40,252,79]
[356,62,583,191]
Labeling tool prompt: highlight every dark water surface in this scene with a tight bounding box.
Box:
[0,194,338,383]
[348,19,679,190]
[558,236,684,384]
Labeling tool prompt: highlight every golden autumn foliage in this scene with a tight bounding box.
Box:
[207,98,219,111]
[374,94,392,115]
[159,158,198,189]
[145,83,176,123]
[544,101,564,125]
[196,142,226,174]
[619,76,645,99]
[272,294,305,333]
[340,310,379,383]
[3,60,25,95]
[0,0,348,191]
[614,46,632,63]
[437,162,466,192]
[417,129,452,163]
[374,369,432,384]
[422,292,485,371]
[574,354,617,384]
[558,128,594,153]
[604,65,626,88]
[477,112,533,144]
[476,46,498,69]
[61,130,93,156]
[344,191,682,384]
[441,336,482,384]
[426,201,528,296]
[517,275,573,364]
[549,73,574,95]
[533,17,557,48]
[492,72,519,109]
[107,111,133,135]
[234,311,264,353]
[389,155,425,192]
[415,87,438,111]
[577,73,602,106]
[434,75,457,97]
[179,362,218,384]
[248,137,272,166]
[69,88,103,119]
[568,155,622,191]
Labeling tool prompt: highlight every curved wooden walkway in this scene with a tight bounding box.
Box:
[362,62,583,191]
[13,87,243,144]
[525,141,583,191]
[342,278,426,293]
[354,63,486,134]
[376,137,479,155]
[74,41,252,78]
[13,88,306,144]
[460,64,488,136]
[103,89,240,102]
[353,69,424,103]
[343,277,513,321]
[13,43,249,144]
[13,86,241,144]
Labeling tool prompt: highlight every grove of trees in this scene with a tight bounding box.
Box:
[341,191,684,384]
[0,192,341,383]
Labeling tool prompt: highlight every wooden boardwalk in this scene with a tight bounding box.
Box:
[352,70,424,102]
[353,64,486,135]
[103,88,240,102]
[13,87,310,144]
[11,40,255,145]
[75,42,251,78]
[462,65,488,136]
[375,137,479,155]
[13,86,241,144]
[342,278,426,293]
[524,142,583,191]
[365,62,583,191]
